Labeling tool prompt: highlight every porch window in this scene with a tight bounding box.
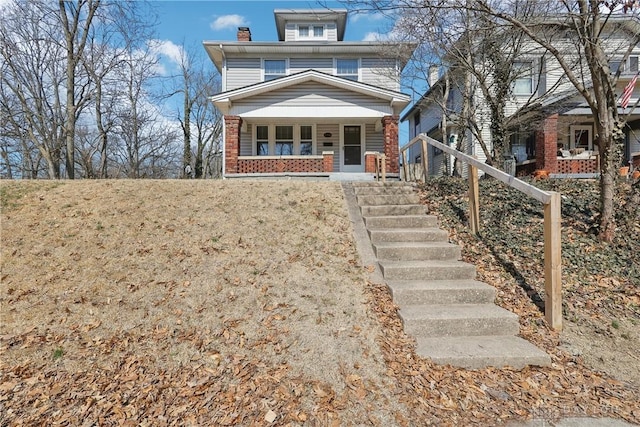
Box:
[275,126,293,155]
[570,125,593,151]
[300,125,313,155]
[256,125,269,155]
[264,59,286,81]
[336,59,358,81]
[513,61,533,95]
[509,131,535,163]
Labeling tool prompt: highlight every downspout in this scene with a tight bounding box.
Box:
[220,44,227,178]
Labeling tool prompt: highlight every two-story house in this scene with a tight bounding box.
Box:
[203,9,415,178]
[402,15,640,177]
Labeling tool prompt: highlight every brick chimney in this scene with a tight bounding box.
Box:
[237,27,251,42]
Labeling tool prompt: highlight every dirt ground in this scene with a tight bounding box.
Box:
[1,180,639,426]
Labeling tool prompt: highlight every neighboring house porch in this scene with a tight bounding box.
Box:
[211,70,409,177]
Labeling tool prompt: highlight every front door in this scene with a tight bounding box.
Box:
[342,125,364,172]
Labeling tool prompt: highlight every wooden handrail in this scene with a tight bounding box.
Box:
[401,134,562,331]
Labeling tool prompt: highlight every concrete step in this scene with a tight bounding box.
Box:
[360,204,426,217]
[373,241,461,261]
[356,194,421,206]
[364,215,438,229]
[368,228,449,243]
[351,181,408,188]
[379,260,476,281]
[415,335,551,369]
[387,280,495,306]
[353,186,416,195]
[399,304,520,337]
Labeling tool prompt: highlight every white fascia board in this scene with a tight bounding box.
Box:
[232,105,393,118]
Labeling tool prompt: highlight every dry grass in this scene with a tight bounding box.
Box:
[1,179,639,426]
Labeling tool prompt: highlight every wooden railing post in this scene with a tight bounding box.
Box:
[468,163,480,235]
[402,150,409,182]
[544,191,562,331]
[421,138,429,182]
[381,155,386,183]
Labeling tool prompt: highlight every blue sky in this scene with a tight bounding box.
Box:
[153,0,394,50]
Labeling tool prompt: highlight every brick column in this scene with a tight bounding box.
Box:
[224,115,242,174]
[322,151,334,172]
[365,152,377,173]
[382,116,399,174]
[535,114,558,173]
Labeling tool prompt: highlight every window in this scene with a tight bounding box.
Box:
[336,59,358,81]
[300,125,313,155]
[609,56,639,74]
[570,125,593,151]
[275,126,293,155]
[256,125,269,155]
[298,24,325,39]
[509,131,535,163]
[264,59,286,81]
[513,61,533,95]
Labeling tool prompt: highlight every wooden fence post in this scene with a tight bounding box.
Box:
[421,138,429,182]
[402,150,409,182]
[544,191,562,331]
[468,163,480,235]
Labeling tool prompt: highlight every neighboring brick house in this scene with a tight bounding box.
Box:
[203,9,415,177]
[402,15,640,177]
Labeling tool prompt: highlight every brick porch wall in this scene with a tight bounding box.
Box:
[557,158,599,174]
[382,115,399,174]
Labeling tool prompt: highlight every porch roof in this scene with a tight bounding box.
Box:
[209,69,411,115]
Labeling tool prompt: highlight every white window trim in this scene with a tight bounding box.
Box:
[570,125,593,151]
[334,58,361,82]
[295,23,327,41]
[261,58,289,82]
[252,124,316,156]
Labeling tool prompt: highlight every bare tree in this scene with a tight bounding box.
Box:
[0,0,66,178]
[342,0,639,241]
[58,0,101,179]
[168,44,223,179]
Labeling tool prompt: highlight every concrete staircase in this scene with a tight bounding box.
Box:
[351,181,551,369]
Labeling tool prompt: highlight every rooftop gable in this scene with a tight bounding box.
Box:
[274,9,348,41]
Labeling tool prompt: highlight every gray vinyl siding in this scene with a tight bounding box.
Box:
[290,57,333,74]
[240,123,253,156]
[236,81,389,111]
[316,123,339,171]
[226,58,261,90]
[285,24,296,41]
[365,123,383,152]
[361,58,399,90]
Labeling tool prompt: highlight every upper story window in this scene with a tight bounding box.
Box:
[297,24,326,40]
[264,59,286,81]
[610,56,639,74]
[512,61,533,95]
[336,59,359,81]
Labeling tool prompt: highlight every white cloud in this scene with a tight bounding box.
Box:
[210,14,248,31]
[351,12,386,23]
[148,39,185,67]
[362,31,390,42]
